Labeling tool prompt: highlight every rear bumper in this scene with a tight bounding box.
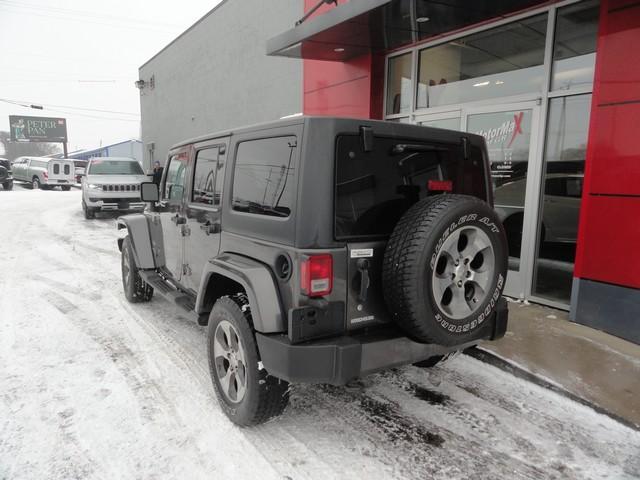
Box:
[256,297,508,385]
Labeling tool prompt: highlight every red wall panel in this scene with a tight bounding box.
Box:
[574,0,640,288]
[597,3,640,105]
[588,102,640,195]
[304,53,375,118]
[302,0,381,119]
[575,196,640,288]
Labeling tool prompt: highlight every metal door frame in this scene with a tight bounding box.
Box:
[462,100,543,298]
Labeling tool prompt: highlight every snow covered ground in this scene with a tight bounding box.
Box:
[1,187,639,480]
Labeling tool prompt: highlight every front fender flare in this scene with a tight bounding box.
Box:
[198,254,285,333]
[116,214,156,269]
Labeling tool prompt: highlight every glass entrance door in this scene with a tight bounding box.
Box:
[463,102,540,297]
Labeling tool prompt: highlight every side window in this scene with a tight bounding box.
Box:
[53,164,60,174]
[545,177,565,196]
[192,147,219,206]
[232,136,297,217]
[163,155,188,203]
[566,177,582,198]
[64,164,70,175]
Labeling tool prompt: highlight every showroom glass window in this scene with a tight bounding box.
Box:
[551,1,599,91]
[386,53,413,115]
[232,136,297,217]
[533,94,592,303]
[416,14,548,109]
[192,147,220,206]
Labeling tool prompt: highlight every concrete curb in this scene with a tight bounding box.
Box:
[464,346,640,433]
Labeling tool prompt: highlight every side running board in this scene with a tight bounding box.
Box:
[138,270,208,324]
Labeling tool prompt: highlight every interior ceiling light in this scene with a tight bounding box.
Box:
[416,17,430,23]
[334,47,345,52]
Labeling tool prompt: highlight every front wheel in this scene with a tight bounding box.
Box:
[121,236,153,302]
[82,200,96,219]
[2,181,13,191]
[207,295,289,426]
[32,177,41,190]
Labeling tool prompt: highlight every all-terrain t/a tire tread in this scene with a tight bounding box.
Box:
[227,294,290,424]
[383,194,495,343]
[209,295,289,426]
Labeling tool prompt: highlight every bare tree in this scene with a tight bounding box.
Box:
[0,131,62,161]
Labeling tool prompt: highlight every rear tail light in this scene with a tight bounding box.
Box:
[300,254,333,297]
[427,179,452,192]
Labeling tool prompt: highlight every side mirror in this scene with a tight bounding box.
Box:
[140,182,159,202]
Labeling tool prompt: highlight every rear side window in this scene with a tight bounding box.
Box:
[192,147,220,206]
[335,134,486,239]
[53,164,60,174]
[232,136,297,217]
[64,164,70,175]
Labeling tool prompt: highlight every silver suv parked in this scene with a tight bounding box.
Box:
[82,157,147,219]
[12,156,75,190]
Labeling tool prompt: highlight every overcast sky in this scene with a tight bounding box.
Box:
[0,0,222,152]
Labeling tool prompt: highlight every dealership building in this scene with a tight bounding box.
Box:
[138,0,640,344]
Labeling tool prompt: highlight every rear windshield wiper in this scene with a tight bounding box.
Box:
[391,144,449,155]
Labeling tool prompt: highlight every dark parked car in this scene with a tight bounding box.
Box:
[117,117,509,426]
[0,158,13,190]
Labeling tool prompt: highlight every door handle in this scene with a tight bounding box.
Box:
[172,214,186,225]
[200,221,220,235]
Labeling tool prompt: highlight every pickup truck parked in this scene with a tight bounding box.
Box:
[11,157,75,190]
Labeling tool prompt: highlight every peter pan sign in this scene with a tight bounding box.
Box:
[9,115,67,142]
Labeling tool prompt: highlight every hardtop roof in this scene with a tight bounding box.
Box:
[168,116,486,152]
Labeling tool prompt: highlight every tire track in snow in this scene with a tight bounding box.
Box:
[9,190,639,480]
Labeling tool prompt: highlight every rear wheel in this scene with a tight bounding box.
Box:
[383,194,508,346]
[2,181,12,191]
[121,236,153,302]
[61,185,71,191]
[32,177,41,190]
[208,295,289,426]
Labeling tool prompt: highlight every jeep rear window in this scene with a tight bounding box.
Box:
[335,134,486,239]
[88,160,143,175]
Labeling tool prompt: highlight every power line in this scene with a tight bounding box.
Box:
[0,99,140,122]
[0,0,183,28]
[0,4,179,33]
[0,98,139,116]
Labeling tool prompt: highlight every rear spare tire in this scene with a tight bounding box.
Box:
[383,194,507,346]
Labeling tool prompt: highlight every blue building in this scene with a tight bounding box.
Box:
[61,139,143,163]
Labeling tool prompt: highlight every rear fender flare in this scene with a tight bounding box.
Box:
[116,214,156,269]
[198,254,285,333]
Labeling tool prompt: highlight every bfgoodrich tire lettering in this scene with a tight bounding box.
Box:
[207,295,289,426]
[383,194,508,346]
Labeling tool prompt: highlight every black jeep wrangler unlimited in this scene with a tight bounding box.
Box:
[117,117,508,426]
[0,158,13,190]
